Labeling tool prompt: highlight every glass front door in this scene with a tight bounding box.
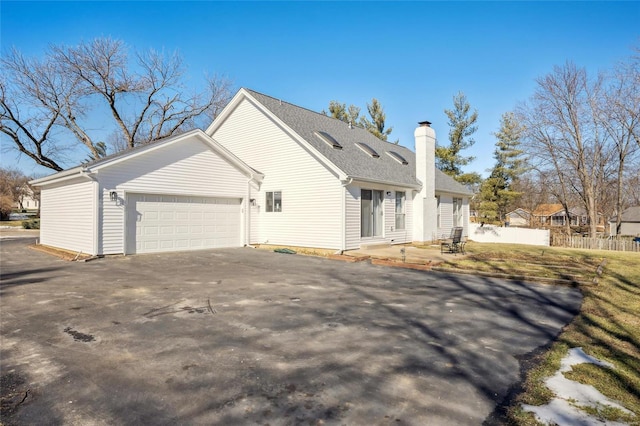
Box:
[361,189,383,237]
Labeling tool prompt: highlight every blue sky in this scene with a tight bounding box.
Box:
[1,1,639,177]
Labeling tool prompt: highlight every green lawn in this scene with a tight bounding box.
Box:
[437,242,640,425]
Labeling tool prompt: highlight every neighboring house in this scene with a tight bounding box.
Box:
[532,204,579,227]
[531,203,604,230]
[11,186,39,210]
[571,207,605,229]
[31,88,472,256]
[609,206,640,236]
[505,208,531,227]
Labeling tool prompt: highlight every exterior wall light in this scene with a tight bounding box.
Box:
[109,191,118,202]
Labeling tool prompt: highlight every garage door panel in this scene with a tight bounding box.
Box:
[143,226,159,236]
[128,194,241,254]
[160,240,175,249]
[160,226,174,235]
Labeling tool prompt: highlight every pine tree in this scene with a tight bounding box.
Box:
[322,98,395,142]
[436,91,480,184]
[323,101,361,125]
[360,98,394,142]
[478,112,526,223]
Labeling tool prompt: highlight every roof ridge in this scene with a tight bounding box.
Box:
[244,87,341,122]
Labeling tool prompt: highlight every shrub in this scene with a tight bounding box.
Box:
[22,219,40,229]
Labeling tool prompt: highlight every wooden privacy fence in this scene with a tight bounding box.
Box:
[552,235,640,252]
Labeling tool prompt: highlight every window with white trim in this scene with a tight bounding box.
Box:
[453,197,462,227]
[266,191,282,212]
[436,195,441,228]
[395,191,406,230]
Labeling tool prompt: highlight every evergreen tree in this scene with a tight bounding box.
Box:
[323,98,395,142]
[360,98,394,142]
[436,91,480,184]
[324,101,361,125]
[478,112,526,223]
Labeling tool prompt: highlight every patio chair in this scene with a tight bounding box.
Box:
[441,227,464,255]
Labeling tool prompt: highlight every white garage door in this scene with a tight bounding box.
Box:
[127,194,242,254]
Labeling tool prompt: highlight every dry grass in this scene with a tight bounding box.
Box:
[28,244,94,261]
[435,242,640,425]
[0,220,25,227]
[252,244,336,258]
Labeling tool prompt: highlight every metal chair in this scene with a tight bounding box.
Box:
[441,227,464,255]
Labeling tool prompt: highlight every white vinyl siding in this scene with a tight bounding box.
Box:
[345,184,413,249]
[40,178,95,255]
[345,185,361,250]
[98,138,247,255]
[212,98,343,249]
[249,181,261,244]
[385,190,413,244]
[436,193,469,239]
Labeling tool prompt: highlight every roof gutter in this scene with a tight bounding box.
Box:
[348,175,422,190]
[30,167,97,187]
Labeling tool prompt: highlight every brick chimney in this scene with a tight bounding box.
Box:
[413,121,438,242]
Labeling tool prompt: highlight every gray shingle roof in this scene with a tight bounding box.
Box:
[610,206,640,223]
[246,89,472,195]
[434,169,473,195]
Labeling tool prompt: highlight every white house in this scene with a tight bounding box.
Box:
[31,88,471,256]
[505,208,531,227]
[11,185,40,210]
[609,206,640,237]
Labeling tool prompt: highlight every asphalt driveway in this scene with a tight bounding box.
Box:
[0,237,582,425]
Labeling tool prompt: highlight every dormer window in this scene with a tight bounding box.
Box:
[355,142,380,158]
[315,131,343,149]
[386,151,409,165]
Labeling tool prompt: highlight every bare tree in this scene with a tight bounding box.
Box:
[511,172,552,226]
[0,167,29,219]
[0,49,78,171]
[1,37,233,171]
[601,51,640,234]
[518,62,610,238]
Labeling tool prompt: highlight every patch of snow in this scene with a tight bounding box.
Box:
[559,347,614,372]
[523,347,633,425]
[523,399,627,426]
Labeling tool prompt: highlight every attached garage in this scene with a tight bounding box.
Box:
[126,194,242,254]
[31,130,263,256]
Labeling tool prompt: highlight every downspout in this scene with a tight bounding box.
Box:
[245,173,262,248]
[246,177,252,247]
[338,177,353,254]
